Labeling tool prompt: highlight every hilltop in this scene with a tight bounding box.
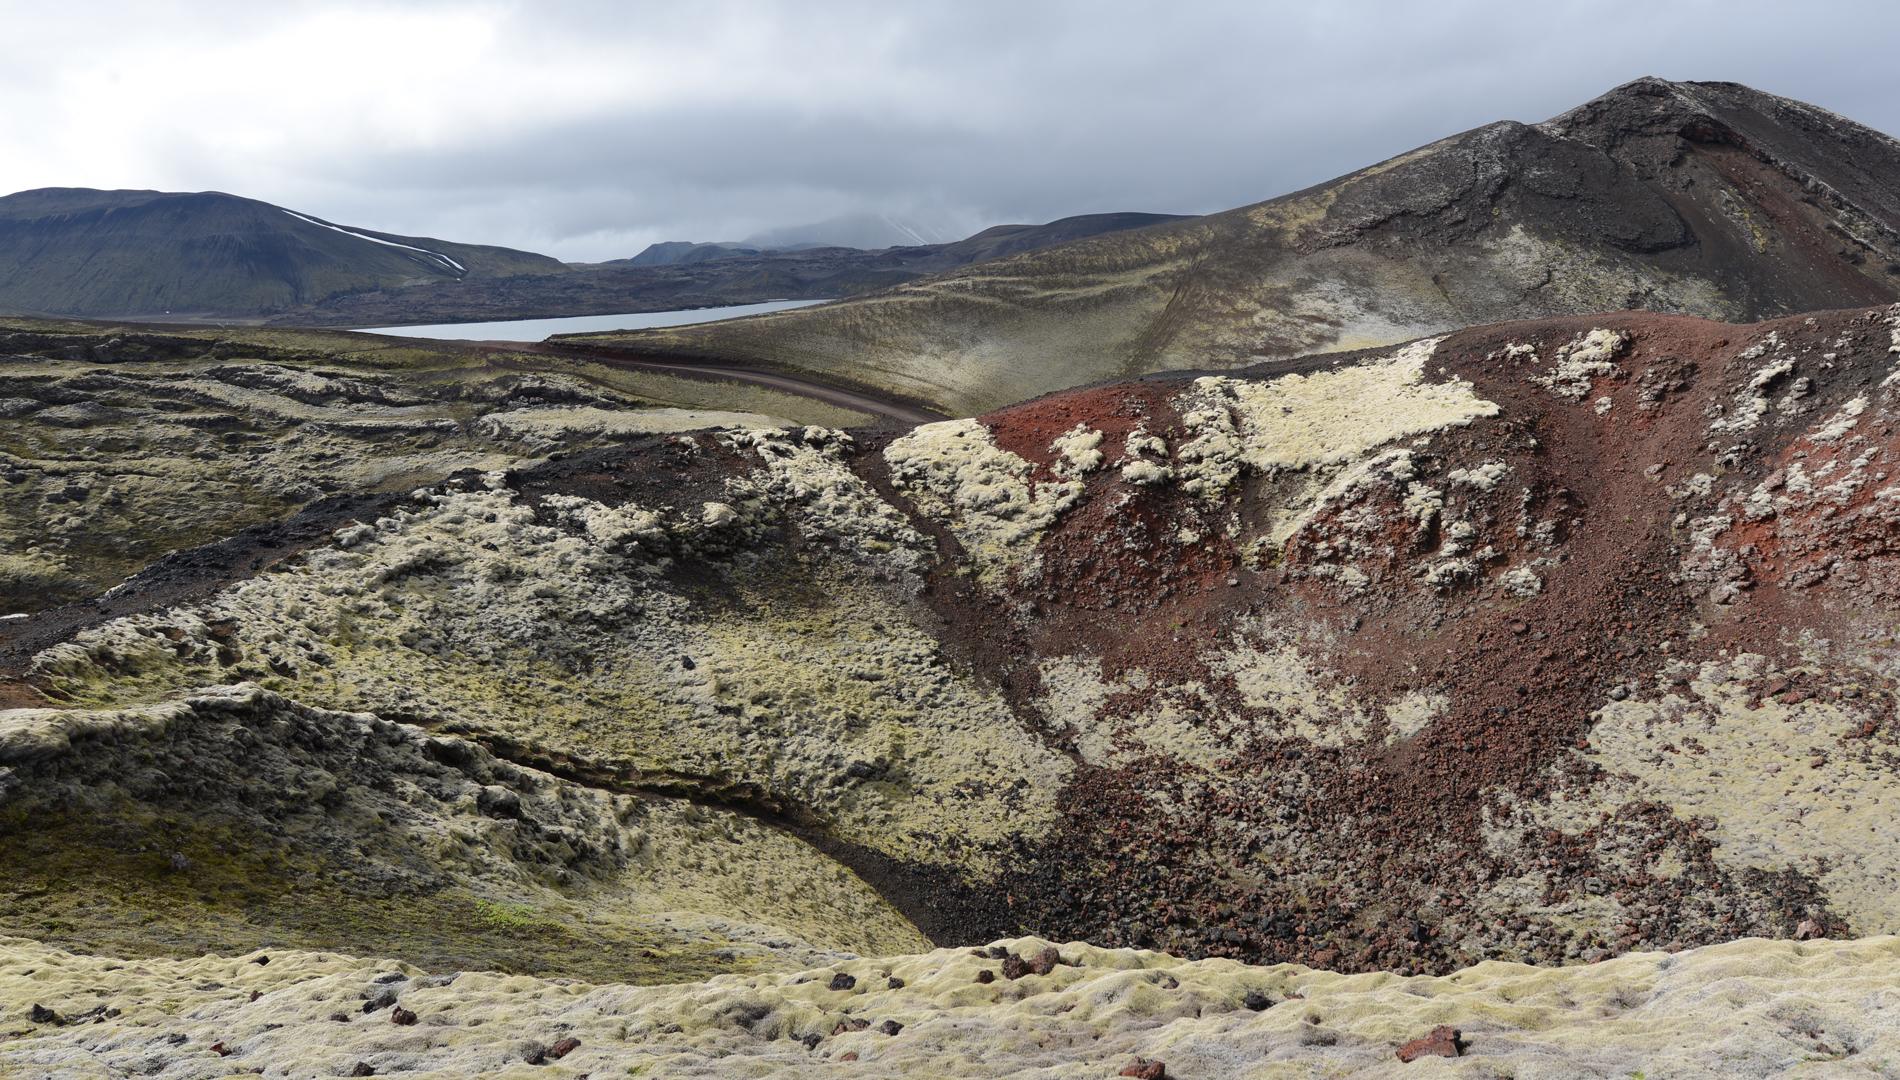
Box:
[575,78,1900,415]
[0,188,564,319]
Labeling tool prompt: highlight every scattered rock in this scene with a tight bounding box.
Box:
[390,1006,418,1026]
[1396,1025,1467,1062]
[547,1037,581,1060]
[878,1020,904,1035]
[363,989,397,1013]
[828,972,857,991]
[975,969,995,984]
[1029,946,1062,976]
[1119,1059,1167,1079]
[349,1064,376,1077]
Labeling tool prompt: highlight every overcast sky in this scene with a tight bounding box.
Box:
[2,0,1897,261]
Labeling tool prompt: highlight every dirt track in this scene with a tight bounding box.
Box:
[483,339,950,426]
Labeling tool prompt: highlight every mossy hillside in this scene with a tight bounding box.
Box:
[0,687,926,982]
[0,803,920,986]
[553,357,872,428]
[0,322,859,611]
[883,418,1086,586]
[0,804,704,985]
[31,477,1069,879]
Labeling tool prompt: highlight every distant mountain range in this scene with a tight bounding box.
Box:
[623,240,764,266]
[625,212,1192,268]
[740,211,965,250]
[585,78,1900,415]
[264,212,1188,327]
[0,188,563,318]
[0,186,1186,326]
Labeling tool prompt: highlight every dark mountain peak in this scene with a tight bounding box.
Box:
[0,187,564,318]
[1542,76,1891,157]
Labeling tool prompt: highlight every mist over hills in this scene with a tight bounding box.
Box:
[739,211,966,250]
[625,213,1190,269]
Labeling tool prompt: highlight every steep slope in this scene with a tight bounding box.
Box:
[581,78,1900,415]
[0,188,564,318]
[272,212,1189,327]
[11,303,1900,984]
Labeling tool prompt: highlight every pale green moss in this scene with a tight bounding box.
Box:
[3,932,1897,1077]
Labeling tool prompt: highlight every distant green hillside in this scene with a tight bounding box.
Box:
[0,188,565,318]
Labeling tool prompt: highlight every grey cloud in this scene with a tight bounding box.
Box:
[3,0,1898,260]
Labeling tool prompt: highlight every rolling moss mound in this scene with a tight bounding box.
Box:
[3,932,1895,1077]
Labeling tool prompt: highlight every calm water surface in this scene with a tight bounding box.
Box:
[357,298,826,341]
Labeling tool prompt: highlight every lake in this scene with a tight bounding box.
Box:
[355,298,827,341]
